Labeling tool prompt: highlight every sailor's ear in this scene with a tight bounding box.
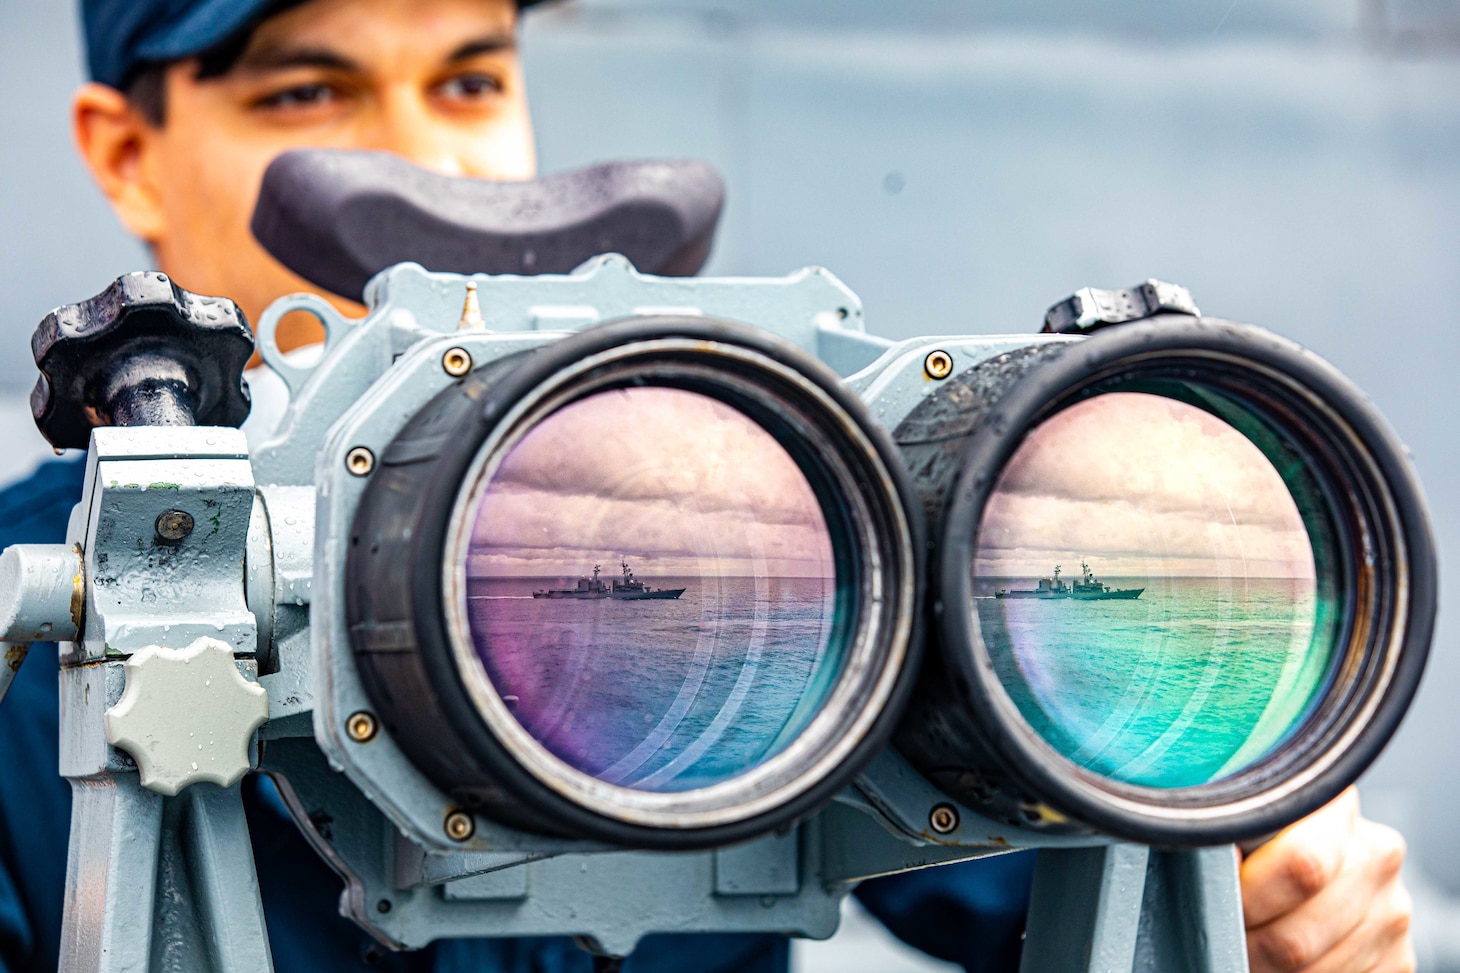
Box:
[73,83,169,243]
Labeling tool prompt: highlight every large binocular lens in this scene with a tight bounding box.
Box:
[347,318,921,846]
[976,389,1335,792]
[465,386,841,794]
[899,318,1434,844]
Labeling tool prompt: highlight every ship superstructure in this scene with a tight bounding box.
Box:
[1070,559,1144,600]
[532,563,610,599]
[994,560,1144,601]
[994,565,1070,599]
[532,561,686,601]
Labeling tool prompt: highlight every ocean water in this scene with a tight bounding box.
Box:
[465,575,838,793]
[974,575,1337,789]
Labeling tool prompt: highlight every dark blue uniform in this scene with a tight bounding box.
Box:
[0,457,1031,972]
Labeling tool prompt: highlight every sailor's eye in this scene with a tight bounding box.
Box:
[255,83,339,111]
[436,72,504,102]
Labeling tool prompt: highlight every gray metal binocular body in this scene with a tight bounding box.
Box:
[0,165,1434,973]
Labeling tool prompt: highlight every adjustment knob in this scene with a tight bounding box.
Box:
[105,636,269,796]
[31,272,254,449]
[1042,279,1202,334]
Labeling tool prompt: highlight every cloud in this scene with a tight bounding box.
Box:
[977,393,1315,579]
[468,387,835,577]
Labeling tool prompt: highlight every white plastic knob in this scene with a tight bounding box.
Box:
[104,636,268,796]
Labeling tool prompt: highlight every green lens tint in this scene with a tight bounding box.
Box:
[973,391,1341,789]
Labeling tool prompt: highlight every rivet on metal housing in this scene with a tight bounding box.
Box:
[444,808,476,842]
[929,803,960,835]
[346,711,379,743]
[924,350,954,381]
[442,347,474,378]
[155,509,195,543]
[345,447,376,477]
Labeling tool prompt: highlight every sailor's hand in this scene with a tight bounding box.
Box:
[1242,788,1414,973]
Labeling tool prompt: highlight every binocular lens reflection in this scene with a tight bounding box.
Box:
[974,391,1338,789]
[465,386,841,793]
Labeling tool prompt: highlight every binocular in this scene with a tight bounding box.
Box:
[0,151,1435,971]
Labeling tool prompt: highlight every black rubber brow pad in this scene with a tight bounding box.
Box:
[251,149,726,300]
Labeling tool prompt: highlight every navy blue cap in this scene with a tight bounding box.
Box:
[83,0,545,89]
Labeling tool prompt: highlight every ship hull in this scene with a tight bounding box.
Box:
[995,590,1068,600]
[532,591,607,600]
[610,588,686,600]
[1071,588,1144,600]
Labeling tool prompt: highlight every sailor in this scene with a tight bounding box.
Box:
[0,1,1415,971]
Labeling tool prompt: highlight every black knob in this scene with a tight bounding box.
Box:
[30,272,254,449]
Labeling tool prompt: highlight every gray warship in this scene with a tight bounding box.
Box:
[532,561,686,601]
[994,560,1143,601]
[995,565,1071,599]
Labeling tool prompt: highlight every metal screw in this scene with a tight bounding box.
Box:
[346,711,378,743]
[457,281,486,331]
[442,347,473,377]
[346,447,375,477]
[929,803,960,835]
[154,509,195,543]
[924,349,954,381]
[444,808,476,842]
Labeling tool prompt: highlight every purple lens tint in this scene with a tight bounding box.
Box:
[463,386,841,793]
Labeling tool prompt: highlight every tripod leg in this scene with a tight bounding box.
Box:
[61,776,274,973]
[1019,845,1149,973]
[178,783,274,973]
[61,774,165,972]
[1021,845,1249,973]
[1133,847,1248,973]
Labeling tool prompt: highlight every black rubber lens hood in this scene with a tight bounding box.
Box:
[346,317,924,848]
[896,316,1435,846]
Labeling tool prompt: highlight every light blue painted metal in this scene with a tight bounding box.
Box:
[74,427,257,661]
[1131,848,1249,973]
[61,752,274,972]
[0,544,81,643]
[1020,846,1150,973]
[259,738,849,956]
[1020,845,1250,973]
[715,830,802,896]
[249,255,880,487]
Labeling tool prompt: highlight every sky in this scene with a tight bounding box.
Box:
[975,392,1317,580]
[467,387,835,578]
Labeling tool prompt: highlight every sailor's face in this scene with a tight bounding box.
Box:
[86,0,535,347]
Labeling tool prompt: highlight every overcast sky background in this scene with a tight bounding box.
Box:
[468,388,834,578]
[976,393,1316,579]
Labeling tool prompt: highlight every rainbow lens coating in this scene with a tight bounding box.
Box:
[973,391,1340,789]
[463,386,841,793]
